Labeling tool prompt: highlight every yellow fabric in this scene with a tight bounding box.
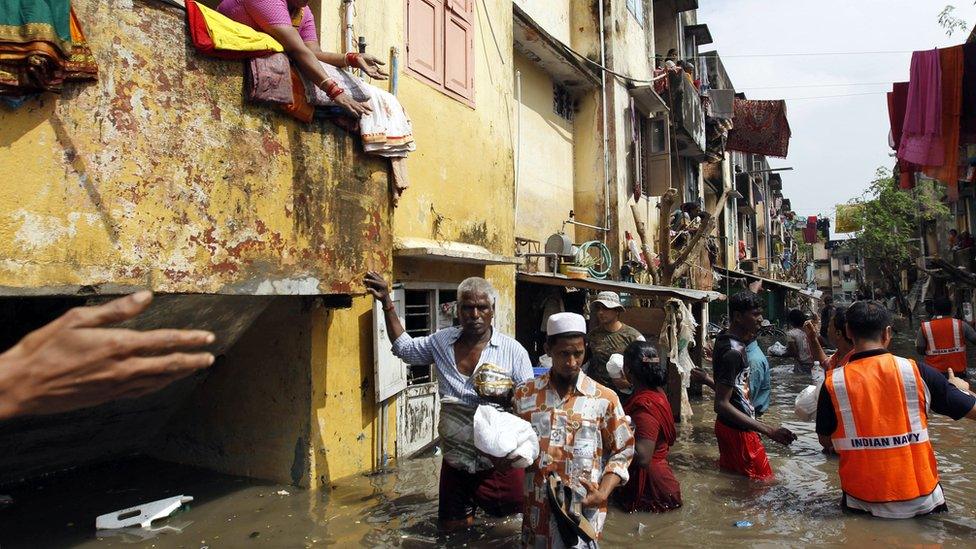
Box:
[195,3,284,53]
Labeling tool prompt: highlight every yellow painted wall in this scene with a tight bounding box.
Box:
[0,0,391,296]
[310,0,521,485]
[513,52,575,246]
[312,297,397,485]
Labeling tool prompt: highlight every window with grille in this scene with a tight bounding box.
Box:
[553,84,577,122]
[403,287,458,385]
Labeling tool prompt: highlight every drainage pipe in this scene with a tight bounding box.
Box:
[598,0,611,247]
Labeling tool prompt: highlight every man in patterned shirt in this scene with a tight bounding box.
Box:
[514,312,635,548]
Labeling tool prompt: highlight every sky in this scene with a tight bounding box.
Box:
[697,0,976,237]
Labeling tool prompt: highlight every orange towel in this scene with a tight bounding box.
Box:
[924,46,964,201]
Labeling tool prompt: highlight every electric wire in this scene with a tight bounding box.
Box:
[781,91,888,101]
[738,82,895,90]
[683,50,916,59]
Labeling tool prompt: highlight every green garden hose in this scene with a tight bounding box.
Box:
[577,240,612,279]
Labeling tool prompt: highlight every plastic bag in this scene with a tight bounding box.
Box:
[794,384,820,421]
[473,405,540,468]
[768,341,788,357]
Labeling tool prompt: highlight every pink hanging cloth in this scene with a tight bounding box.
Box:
[898,49,945,167]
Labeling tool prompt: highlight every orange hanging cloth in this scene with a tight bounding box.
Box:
[278,67,313,123]
[924,46,964,201]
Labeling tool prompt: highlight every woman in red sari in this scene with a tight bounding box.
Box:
[614,341,682,513]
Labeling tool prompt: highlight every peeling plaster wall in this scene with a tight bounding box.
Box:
[312,297,396,485]
[0,0,392,296]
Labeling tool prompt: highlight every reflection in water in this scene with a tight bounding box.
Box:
[1,327,975,547]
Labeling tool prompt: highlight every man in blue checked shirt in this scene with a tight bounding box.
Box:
[365,271,534,531]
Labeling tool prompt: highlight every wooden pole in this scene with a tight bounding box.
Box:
[669,189,732,284]
[657,188,678,284]
[630,203,659,283]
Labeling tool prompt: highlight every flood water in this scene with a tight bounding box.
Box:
[3,325,976,547]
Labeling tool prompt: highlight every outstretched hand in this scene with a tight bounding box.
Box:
[802,319,819,339]
[0,292,215,419]
[948,368,971,393]
[364,271,391,302]
[332,91,372,117]
[767,425,798,446]
[352,53,389,80]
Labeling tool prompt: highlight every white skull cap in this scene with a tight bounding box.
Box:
[546,312,587,336]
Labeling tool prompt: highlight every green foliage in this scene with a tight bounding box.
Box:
[939,3,975,36]
[845,168,950,273]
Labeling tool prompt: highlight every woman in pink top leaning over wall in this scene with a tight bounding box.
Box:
[218,0,387,116]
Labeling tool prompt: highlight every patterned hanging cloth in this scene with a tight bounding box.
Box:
[727,99,791,158]
[0,1,97,95]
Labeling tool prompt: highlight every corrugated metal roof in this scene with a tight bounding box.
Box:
[517,272,722,302]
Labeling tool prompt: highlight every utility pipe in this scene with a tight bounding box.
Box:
[342,0,355,54]
[514,70,522,240]
[598,0,611,246]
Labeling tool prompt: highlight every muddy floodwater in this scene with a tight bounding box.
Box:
[2,327,976,547]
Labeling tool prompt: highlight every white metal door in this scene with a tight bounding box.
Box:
[374,289,408,403]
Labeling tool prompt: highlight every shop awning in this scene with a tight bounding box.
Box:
[714,267,815,296]
[517,272,722,302]
[395,238,520,265]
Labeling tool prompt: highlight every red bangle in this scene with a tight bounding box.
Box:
[322,78,345,100]
[345,52,360,68]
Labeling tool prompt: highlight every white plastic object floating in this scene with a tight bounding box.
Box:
[95,495,193,530]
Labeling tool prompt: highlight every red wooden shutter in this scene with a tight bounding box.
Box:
[406,0,444,85]
[443,9,473,99]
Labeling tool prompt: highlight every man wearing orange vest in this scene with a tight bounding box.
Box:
[817,301,976,518]
[916,295,976,378]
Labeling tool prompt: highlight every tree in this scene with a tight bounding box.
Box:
[939,3,975,36]
[845,168,949,313]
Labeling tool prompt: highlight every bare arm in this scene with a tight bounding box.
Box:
[804,320,829,365]
[0,292,215,420]
[634,439,656,467]
[785,339,799,359]
[690,367,715,389]
[915,328,927,355]
[963,322,976,346]
[715,384,796,445]
[262,25,371,116]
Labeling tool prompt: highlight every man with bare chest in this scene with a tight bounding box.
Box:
[365,272,534,530]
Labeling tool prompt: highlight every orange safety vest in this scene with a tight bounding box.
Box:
[824,353,940,504]
[921,317,967,374]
